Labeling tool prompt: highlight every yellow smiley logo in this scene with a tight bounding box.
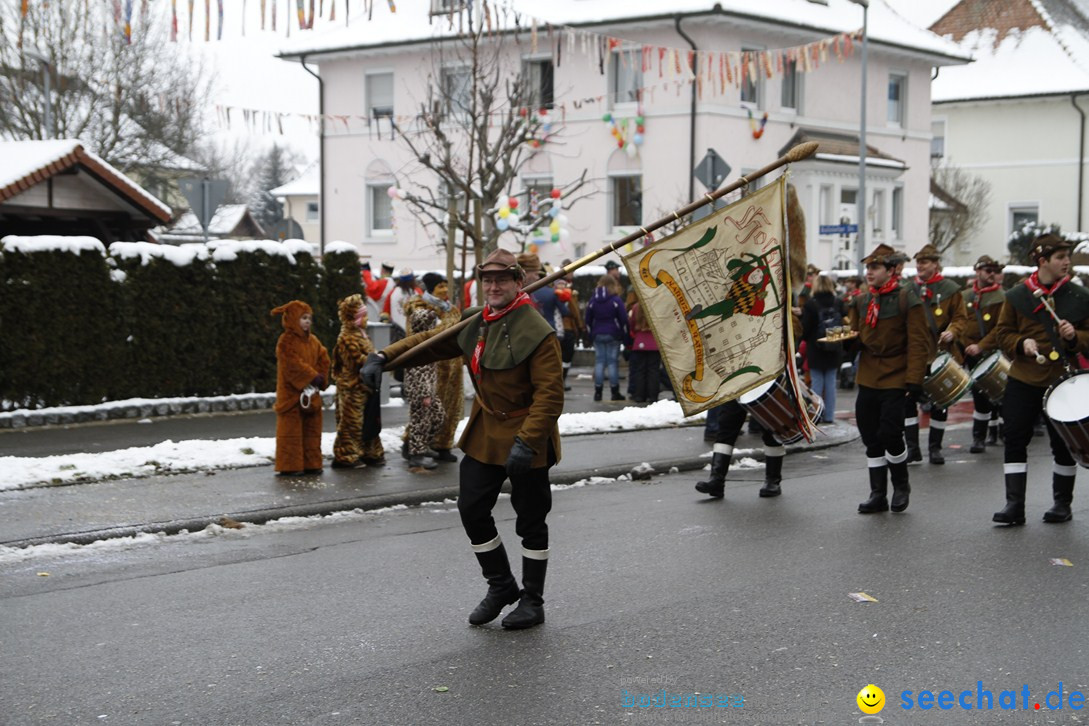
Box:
[857,684,885,715]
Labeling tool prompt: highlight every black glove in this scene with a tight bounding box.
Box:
[361,352,386,391]
[505,437,536,476]
[906,383,924,403]
[311,375,325,389]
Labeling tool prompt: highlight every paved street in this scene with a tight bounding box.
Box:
[2,439,1086,725]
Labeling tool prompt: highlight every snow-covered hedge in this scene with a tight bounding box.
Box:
[0,236,362,409]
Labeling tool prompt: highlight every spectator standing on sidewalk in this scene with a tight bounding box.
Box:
[270,300,330,476]
[402,308,445,471]
[801,273,846,424]
[584,274,628,402]
[627,301,661,403]
[331,294,384,468]
[555,269,584,391]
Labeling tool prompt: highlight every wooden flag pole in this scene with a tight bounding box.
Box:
[383,141,819,371]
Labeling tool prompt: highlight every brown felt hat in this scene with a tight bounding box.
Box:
[913,244,941,262]
[862,243,897,266]
[1030,233,1071,261]
[974,254,1002,271]
[516,252,543,278]
[476,248,525,279]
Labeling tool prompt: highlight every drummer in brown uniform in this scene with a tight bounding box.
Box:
[993,234,1089,525]
[846,244,929,514]
[904,244,969,465]
[960,254,1006,452]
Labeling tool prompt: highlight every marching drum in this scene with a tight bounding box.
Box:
[738,375,824,445]
[923,352,972,409]
[1044,371,1089,469]
[969,351,1011,405]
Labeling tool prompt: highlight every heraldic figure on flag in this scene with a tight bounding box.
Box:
[623,176,802,418]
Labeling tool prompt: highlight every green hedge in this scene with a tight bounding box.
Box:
[0,239,363,410]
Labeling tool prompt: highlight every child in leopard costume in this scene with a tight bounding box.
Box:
[402,307,445,470]
[331,294,384,467]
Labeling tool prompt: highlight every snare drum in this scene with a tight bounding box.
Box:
[738,375,824,444]
[1044,371,1089,469]
[969,351,1011,405]
[923,352,972,409]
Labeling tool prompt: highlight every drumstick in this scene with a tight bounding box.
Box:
[1035,352,1047,365]
[1032,288,1063,326]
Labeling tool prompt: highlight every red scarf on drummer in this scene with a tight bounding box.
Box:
[972,279,1001,297]
[914,273,944,300]
[470,292,534,376]
[866,278,899,328]
[1025,271,1070,313]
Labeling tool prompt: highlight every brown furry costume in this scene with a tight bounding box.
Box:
[331,294,384,465]
[272,300,330,473]
[403,283,464,454]
[402,308,445,459]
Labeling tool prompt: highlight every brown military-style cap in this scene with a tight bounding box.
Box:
[1030,233,1071,261]
[862,243,897,265]
[516,252,543,279]
[974,254,1002,271]
[477,248,525,279]
[913,244,941,262]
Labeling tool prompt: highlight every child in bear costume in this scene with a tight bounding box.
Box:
[271,300,330,475]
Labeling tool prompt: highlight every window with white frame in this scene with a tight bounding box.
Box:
[781,57,801,111]
[741,48,764,108]
[872,190,886,236]
[442,66,472,118]
[367,72,394,119]
[891,187,903,240]
[1009,203,1040,236]
[888,73,907,126]
[523,58,554,110]
[819,185,833,226]
[367,184,393,236]
[430,0,466,14]
[931,119,946,159]
[611,174,642,228]
[610,49,642,107]
[306,201,319,223]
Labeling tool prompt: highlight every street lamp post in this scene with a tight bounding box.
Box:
[25,49,53,140]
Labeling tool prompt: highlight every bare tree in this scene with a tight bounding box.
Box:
[0,2,214,173]
[929,161,992,255]
[391,6,593,282]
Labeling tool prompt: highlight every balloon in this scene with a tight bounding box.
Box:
[558,214,569,225]
[550,188,562,199]
[602,113,613,123]
[625,142,638,158]
[636,115,645,125]
[509,197,519,209]
[498,206,510,219]
[550,220,560,234]
[633,133,644,146]
[386,186,398,199]
[561,229,571,240]
[551,233,560,242]
[496,218,509,231]
[508,213,520,228]
[551,198,563,211]
[618,139,625,149]
[528,243,539,253]
[549,206,561,219]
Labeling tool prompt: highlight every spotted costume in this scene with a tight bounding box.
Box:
[331,294,384,466]
[403,308,445,459]
[404,290,464,455]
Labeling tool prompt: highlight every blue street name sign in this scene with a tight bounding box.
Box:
[819,224,859,235]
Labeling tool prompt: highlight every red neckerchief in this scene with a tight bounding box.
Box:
[914,273,944,300]
[866,279,899,328]
[471,292,533,376]
[1025,271,1070,313]
[973,280,1001,297]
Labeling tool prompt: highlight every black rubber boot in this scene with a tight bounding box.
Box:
[889,459,910,512]
[433,448,459,462]
[858,466,890,513]
[593,386,602,402]
[610,386,625,401]
[905,424,922,463]
[695,452,730,498]
[986,421,1000,446]
[928,427,945,465]
[562,366,571,392]
[992,472,1027,526]
[502,556,547,629]
[759,455,783,498]
[469,543,522,625]
[1043,473,1075,523]
[970,419,987,454]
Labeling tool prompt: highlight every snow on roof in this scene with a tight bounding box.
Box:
[270,171,320,197]
[0,139,172,221]
[0,235,107,257]
[280,0,969,64]
[164,204,256,237]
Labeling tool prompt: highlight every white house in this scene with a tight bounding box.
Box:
[279,0,968,273]
[929,0,1089,264]
[270,168,321,243]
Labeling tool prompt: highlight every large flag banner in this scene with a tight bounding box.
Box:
[624,175,792,417]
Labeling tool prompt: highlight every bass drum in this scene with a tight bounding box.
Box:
[738,375,823,445]
[1044,370,1089,469]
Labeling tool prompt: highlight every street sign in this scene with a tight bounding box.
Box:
[693,148,731,191]
[179,177,229,241]
[819,224,859,235]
